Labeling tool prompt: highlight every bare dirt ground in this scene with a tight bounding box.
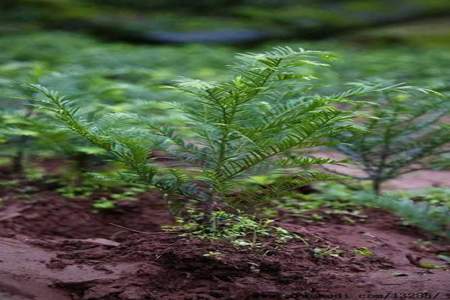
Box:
[0,164,449,300]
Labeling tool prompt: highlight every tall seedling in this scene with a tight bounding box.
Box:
[31,47,359,215]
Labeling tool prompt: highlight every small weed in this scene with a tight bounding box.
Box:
[353,247,374,257]
[25,166,45,181]
[389,188,450,208]
[203,251,224,259]
[312,246,343,258]
[271,183,364,222]
[0,179,20,188]
[57,185,95,199]
[91,188,145,211]
[417,261,445,270]
[92,199,116,210]
[436,253,450,264]
[164,209,297,248]
[18,185,39,194]
[305,183,450,238]
[56,177,146,210]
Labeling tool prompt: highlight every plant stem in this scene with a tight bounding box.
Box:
[12,149,24,175]
[372,180,381,195]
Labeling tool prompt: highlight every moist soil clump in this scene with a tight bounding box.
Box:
[0,175,449,299]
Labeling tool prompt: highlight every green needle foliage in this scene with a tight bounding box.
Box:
[335,82,450,194]
[31,47,360,215]
[0,61,103,178]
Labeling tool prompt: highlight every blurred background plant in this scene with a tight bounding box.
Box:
[332,83,450,194]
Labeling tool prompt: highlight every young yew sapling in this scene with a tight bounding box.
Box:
[31,47,360,216]
[334,82,450,194]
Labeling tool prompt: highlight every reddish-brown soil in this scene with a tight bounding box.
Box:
[0,175,449,299]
